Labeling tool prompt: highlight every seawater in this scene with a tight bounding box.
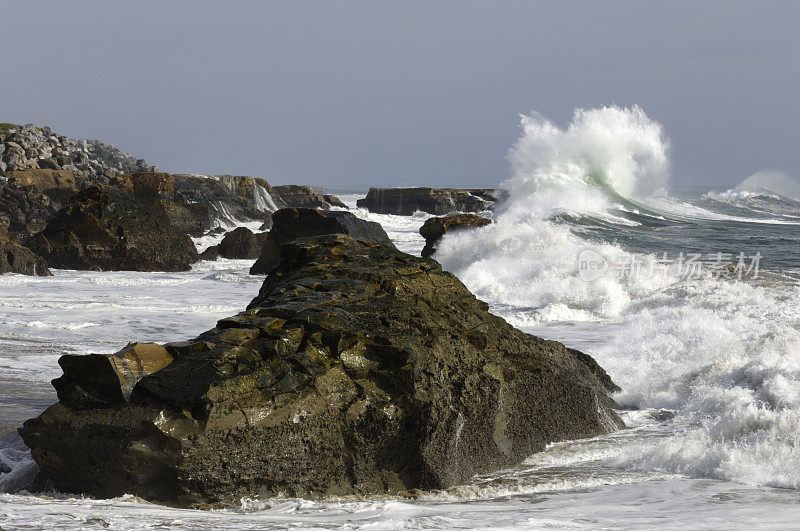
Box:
[3,106,800,528]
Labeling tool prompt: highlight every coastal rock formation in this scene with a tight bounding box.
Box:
[0,122,155,179]
[0,175,62,242]
[0,221,50,276]
[26,184,199,271]
[356,187,507,215]
[164,176,346,236]
[1,123,347,245]
[420,214,492,258]
[20,234,622,506]
[201,227,268,260]
[271,185,347,209]
[249,208,395,274]
[3,169,79,205]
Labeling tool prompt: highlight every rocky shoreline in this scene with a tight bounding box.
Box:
[0,123,348,274]
[5,122,625,506]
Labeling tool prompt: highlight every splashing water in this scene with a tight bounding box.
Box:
[436,106,800,491]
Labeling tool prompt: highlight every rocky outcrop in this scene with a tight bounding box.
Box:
[1,175,61,242]
[249,208,395,275]
[26,184,199,271]
[0,123,155,178]
[356,187,507,215]
[20,234,622,506]
[200,227,268,260]
[271,185,347,209]
[0,123,347,244]
[3,169,78,205]
[419,214,492,258]
[0,220,50,276]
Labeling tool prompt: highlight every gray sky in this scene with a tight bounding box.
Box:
[3,1,798,190]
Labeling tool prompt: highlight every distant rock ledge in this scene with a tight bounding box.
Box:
[20,234,622,507]
[356,187,508,215]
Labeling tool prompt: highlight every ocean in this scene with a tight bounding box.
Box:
[2,106,800,529]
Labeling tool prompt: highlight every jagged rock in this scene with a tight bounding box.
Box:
[4,169,78,205]
[201,227,268,260]
[20,234,623,506]
[168,174,281,236]
[0,220,50,276]
[356,187,507,215]
[0,123,349,241]
[419,214,492,258]
[26,184,199,271]
[271,185,347,209]
[249,208,395,275]
[0,176,61,242]
[0,123,155,180]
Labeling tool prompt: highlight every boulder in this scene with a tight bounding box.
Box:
[271,184,347,209]
[249,208,395,274]
[0,122,156,180]
[201,227,268,260]
[25,185,199,271]
[0,220,50,276]
[20,234,622,506]
[419,214,492,258]
[356,187,507,215]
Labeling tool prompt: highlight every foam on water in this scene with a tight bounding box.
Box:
[3,107,800,527]
[433,106,800,494]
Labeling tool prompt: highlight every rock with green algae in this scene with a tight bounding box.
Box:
[19,234,623,507]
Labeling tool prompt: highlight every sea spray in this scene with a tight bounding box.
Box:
[435,105,800,489]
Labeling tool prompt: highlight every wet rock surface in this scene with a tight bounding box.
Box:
[201,227,268,260]
[20,234,622,506]
[250,208,395,274]
[419,214,493,258]
[356,187,507,215]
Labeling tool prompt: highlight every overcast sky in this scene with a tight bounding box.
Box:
[3,1,798,190]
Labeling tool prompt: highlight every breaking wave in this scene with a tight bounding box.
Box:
[436,105,800,490]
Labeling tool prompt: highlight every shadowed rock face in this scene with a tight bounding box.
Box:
[200,227,268,260]
[419,214,493,258]
[25,184,199,271]
[20,235,623,507]
[356,187,507,215]
[0,220,50,276]
[249,208,395,274]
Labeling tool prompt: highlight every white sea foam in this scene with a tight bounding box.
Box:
[435,105,800,492]
[3,107,800,527]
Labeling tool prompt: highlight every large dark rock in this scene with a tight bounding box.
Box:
[0,220,50,276]
[201,227,268,260]
[356,187,507,215]
[19,234,623,506]
[25,184,199,271]
[0,175,61,242]
[250,208,395,274]
[420,214,492,258]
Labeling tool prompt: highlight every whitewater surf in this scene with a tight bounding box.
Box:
[2,106,800,528]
